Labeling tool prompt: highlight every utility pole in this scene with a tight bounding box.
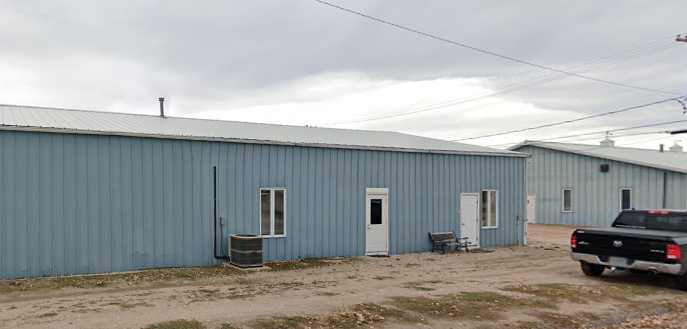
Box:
[667,36,687,134]
[677,34,687,113]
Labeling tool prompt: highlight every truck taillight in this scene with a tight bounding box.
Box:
[570,232,577,249]
[667,244,682,261]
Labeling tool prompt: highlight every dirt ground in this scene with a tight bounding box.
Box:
[527,223,577,245]
[1,224,687,329]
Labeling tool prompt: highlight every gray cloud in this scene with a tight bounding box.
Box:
[0,0,685,147]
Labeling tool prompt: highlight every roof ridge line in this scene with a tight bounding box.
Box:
[0,103,516,155]
[527,140,677,153]
[0,103,406,136]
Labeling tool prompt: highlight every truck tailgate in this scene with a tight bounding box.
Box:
[575,231,671,263]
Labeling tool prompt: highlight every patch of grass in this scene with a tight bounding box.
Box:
[502,283,662,305]
[143,320,205,329]
[372,275,395,280]
[103,300,154,309]
[530,312,601,329]
[659,298,687,313]
[316,291,340,296]
[251,315,314,329]
[219,324,240,329]
[510,321,543,329]
[390,291,552,321]
[0,266,244,294]
[265,258,331,271]
[249,303,422,329]
[322,303,422,328]
[502,283,590,304]
[265,257,361,272]
[402,280,443,291]
[243,292,570,328]
[505,311,602,329]
[603,282,663,299]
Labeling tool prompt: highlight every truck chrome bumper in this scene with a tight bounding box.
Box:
[571,252,684,275]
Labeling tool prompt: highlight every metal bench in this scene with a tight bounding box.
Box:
[428,232,472,254]
[429,232,456,254]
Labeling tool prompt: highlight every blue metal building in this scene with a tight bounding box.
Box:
[0,105,527,279]
[512,140,687,227]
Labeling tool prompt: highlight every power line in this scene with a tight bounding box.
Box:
[583,134,671,150]
[450,97,683,141]
[488,131,662,147]
[537,118,687,142]
[314,0,680,96]
[487,130,670,148]
[325,85,532,125]
[491,132,672,150]
[620,135,672,146]
[323,41,679,126]
[555,130,668,143]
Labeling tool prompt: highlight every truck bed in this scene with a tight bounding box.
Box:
[575,227,687,263]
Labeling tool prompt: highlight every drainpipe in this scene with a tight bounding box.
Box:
[213,166,230,260]
[662,171,668,209]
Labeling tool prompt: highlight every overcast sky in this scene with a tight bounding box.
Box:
[1,1,686,149]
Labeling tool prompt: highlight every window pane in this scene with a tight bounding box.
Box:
[260,190,271,235]
[489,190,497,227]
[563,189,572,211]
[370,199,382,225]
[481,191,488,227]
[274,190,285,235]
[614,212,687,232]
[621,189,631,210]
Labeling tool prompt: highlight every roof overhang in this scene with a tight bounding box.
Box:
[511,141,687,174]
[0,125,529,158]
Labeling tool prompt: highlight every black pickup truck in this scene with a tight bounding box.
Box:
[570,209,687,288]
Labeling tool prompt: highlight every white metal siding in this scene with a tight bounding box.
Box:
[520,145,687,226]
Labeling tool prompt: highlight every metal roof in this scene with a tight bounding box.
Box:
[0,104,525,157]
[511,140,687,174]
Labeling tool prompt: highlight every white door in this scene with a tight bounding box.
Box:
[527,194,536,224]
[365,188,389,256]
[460,193,480,248]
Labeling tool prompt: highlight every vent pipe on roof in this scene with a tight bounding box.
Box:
[158,97,165,118]
[599,135,615,147]
[660,144,665,152]
[670,141,683,153]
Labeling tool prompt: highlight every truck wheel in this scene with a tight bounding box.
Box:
[580,262,605,277]
[676,275,687,291]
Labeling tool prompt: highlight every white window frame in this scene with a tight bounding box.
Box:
[619,188,632,211]
[561,187,575,213]
[561,188,573,213]
[480,189,498,229]
[259,188,287,238]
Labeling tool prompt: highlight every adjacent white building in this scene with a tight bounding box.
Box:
[512,140,687,227]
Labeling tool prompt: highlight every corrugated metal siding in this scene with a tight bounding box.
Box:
[666,171,687,209]
[0,130,525,279]
[520,145,687,227]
